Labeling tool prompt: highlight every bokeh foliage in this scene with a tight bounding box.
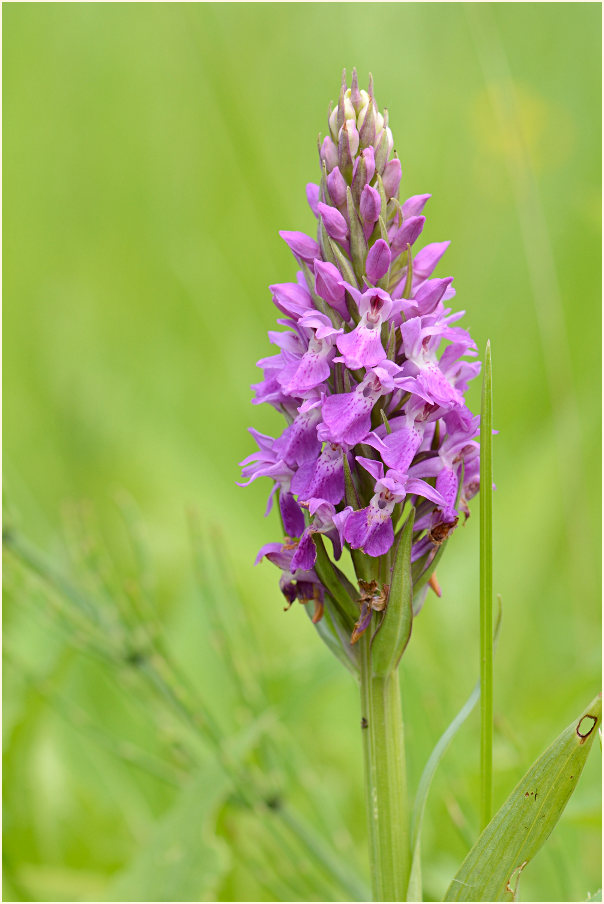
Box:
[3,3,601,901]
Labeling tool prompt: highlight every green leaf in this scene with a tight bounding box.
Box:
[107,761,230,902]
[444,694,602,902]
[407,599,503,902]
[370,508,415,678]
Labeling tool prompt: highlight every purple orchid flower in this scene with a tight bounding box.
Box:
[241,71,482,629]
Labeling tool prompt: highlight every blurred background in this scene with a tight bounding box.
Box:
[3,3,601,902]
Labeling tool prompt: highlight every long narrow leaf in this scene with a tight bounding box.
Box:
[444,693,602,902]
[480,340,494,828]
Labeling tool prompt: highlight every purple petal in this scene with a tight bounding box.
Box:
[336,321,386,370]
[255,541,293,570]
[270,282,313,319]
[402,193,431,217]
[326,167,347,208]
[314,260,348,318]
[391,216,426,256]
[317,202,348,244]
[356,456,384,482]
[344,505,395,557]
[306,183,320,217]
[322,388,375,446]
[279,230,320,263]
[291,443,344,505]
[290,530,317,572]
[415,364,463,409]
[400,317,423,360]
[434,467,458,521]
[406,477,446,508]
[280,490,305,537]
[382,158,402,199]
[378,423,424,472]
[273,408,321,467]
[366,239,391,283]
[413,241,450,280]
[413,277,454,315]
[279,343,334,394]
[359,184,381,228]
[320,136,338,172]
[362,146,376,184]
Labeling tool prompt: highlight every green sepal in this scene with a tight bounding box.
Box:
[380,410,392,434]
[306,595,359,675]
[376,174,388,222]
[386,198,400,223]
[358,97,376,149]
[389,248,408,294]
[386,321,397,361]
[320,159,331,206]
[320,220,337,266]
[444,694,602,902]
[312,534,358,624]
[412,538,447,601]
[377,214,389,244]
[351,154,367,208]
[342,450,361,509]
[346,187,367,283]
[329,236,360,296]
[370,507,415,678]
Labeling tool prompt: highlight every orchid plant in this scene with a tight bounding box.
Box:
[240,71,601,903]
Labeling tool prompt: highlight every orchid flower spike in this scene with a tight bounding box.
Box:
[240,70,481,647]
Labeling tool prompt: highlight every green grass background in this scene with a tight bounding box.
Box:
[3,3,601,901]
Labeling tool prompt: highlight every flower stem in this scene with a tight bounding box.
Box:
[360,634,410,901]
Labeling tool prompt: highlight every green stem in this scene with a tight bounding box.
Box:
[360,634,410,901]
[480,340,493,829]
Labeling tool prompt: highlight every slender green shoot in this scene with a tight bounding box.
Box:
[480,340,494,829]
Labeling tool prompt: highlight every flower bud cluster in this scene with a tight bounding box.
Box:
[240,71,480,627]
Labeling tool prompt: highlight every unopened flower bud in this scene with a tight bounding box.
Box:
[338,120,360,175]
[318,202,348,245]
[350,67,362,114]
[320,136,338,172]
[279,230,320,262]
[327,166,347,208]
[365,239,391,283]
[358,100,376,148]
[402,193,431,217]
[374,128,391,174]
[382,158,402,200]
[391,215,425,255]
[306,183,320,217]
[360,184,381,239]
[314,260,348,318]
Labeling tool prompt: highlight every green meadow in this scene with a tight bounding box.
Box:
[3,4,601,901]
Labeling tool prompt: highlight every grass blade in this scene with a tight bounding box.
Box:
[480,340,494,828]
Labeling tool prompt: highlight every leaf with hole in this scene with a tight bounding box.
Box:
[444,694,602,902]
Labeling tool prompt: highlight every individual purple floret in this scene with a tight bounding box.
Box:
[240,70,480,635]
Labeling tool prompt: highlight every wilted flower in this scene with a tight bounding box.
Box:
[240,70,480,642]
